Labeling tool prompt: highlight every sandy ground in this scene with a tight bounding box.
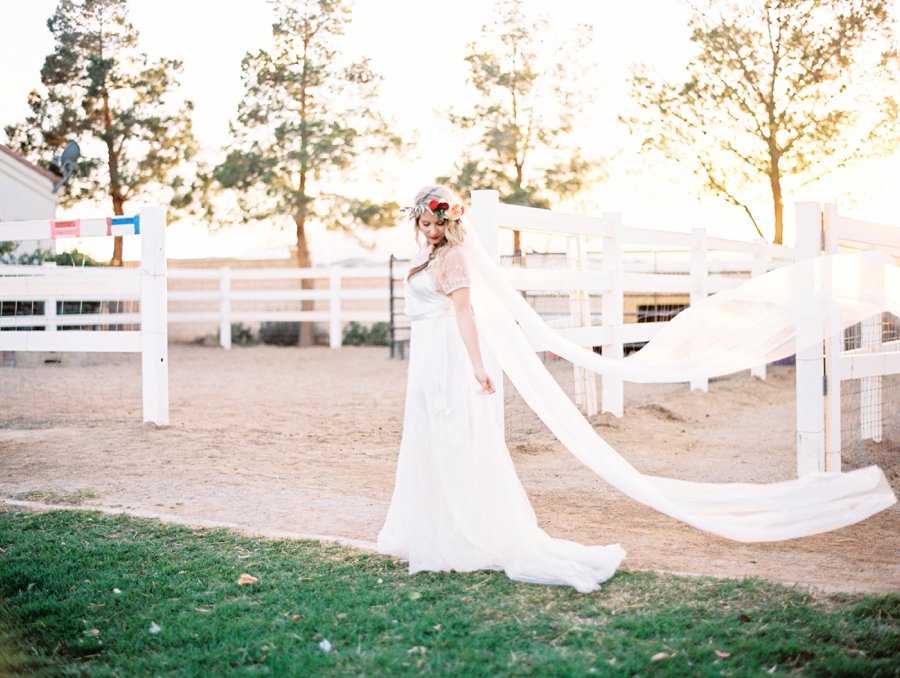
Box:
[1,345,897,594]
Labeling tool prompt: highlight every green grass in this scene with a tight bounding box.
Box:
[0,510,897,676]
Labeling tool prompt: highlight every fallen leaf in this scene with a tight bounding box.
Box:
[148,622,161,635]
[408,646,427,655]
[432,624,442,632]
[319,639,332,652]
[737,613,752,623]
[651,652,671,662]
[714,649,731,659]
[408,591,422,601]
[767,665,777,674]
[292,614,302,622]
[236,573,259,586]
[87,629,100,636]
[112,588,122,595]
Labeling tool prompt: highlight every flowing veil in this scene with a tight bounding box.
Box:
[463,235,898,542]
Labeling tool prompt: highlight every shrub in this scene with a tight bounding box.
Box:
[342,321,369,346]
[0,245,104,266]
[367,321,389,346]
[259,322,300,346]
[231,323,256,346]
[342,321,390,346]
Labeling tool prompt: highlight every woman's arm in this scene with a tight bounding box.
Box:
[450,287,495,394]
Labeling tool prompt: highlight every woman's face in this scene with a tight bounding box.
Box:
[418,212,447,246]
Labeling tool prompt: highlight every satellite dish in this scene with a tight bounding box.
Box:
[51,140,80,193]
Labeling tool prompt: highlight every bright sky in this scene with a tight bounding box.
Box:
[3,0,899,263]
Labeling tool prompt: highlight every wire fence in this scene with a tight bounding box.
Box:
[839,313,900,492]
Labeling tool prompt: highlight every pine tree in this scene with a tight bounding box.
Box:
[5,0,199,264]
[441,0,603,254]
[214,0,403,271]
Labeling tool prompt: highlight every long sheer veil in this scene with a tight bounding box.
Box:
[463,235,898,542]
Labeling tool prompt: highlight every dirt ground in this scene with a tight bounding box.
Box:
[1,345,897,594]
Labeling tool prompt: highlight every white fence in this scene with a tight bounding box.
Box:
[0,207,169,425]
[795,202,900,475]
[1,263,392,351]
[167,266,391,349]
[470,189,794,417]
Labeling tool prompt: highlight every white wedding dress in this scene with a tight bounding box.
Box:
[377,245,626,593]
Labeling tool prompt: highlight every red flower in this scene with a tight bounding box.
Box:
[428,199,440,210]
[438,202,449,211]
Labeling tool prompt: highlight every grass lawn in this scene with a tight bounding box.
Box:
[0,509,897,676]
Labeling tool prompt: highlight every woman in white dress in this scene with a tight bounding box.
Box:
[377,185,626,593]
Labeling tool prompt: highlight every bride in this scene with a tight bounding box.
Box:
[377,184,896,593]
[376,185,626,593]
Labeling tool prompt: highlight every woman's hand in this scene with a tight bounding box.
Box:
[474,366,495,394]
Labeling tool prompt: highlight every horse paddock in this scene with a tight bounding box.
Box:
[1,344,897,593]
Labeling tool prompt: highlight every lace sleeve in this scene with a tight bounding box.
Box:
[432,246,471,296]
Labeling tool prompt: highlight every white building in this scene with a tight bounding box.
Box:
[0,144,59,256]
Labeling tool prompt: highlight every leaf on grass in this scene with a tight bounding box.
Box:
[408,591,422,601]
[113,588,122,595]
[237,573,259,586]
[432,624,442,632]
[148,622,161,635]
[408,646,427,655]
[292,614,302,622]
[651,651,671,662]
[737,613,752,623]
[714,649,731,659]
[319,639,333,652]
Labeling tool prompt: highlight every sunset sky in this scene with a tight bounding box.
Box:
[3,0,899,263]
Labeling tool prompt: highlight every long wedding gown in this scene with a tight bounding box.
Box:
[378,238,897,590]
[377,245,626,593]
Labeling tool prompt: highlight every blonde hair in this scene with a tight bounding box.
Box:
[407,185,467,281]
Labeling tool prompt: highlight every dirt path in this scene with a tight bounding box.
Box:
[1,345,897,593]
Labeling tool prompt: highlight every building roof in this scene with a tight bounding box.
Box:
[0,143,59,183]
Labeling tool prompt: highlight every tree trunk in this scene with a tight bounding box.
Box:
[294,213,316,347]
[104,93,126,266]
[769,165,784,246]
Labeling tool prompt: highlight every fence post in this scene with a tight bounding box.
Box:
[689,228,709,392]
[822,202,842,471]
[794,201,825,475]
[567,234,598,415]
[42,262,58,334]
[471,189,504,423]
[219,267,232,350]
[601,213,624,417]
[139,205,169,426]
[750,239,767,380]
[329,266,342,349]
[44,295,58,333]
[472,189,500,261]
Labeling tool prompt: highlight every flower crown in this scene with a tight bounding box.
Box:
[402,198,465,224]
